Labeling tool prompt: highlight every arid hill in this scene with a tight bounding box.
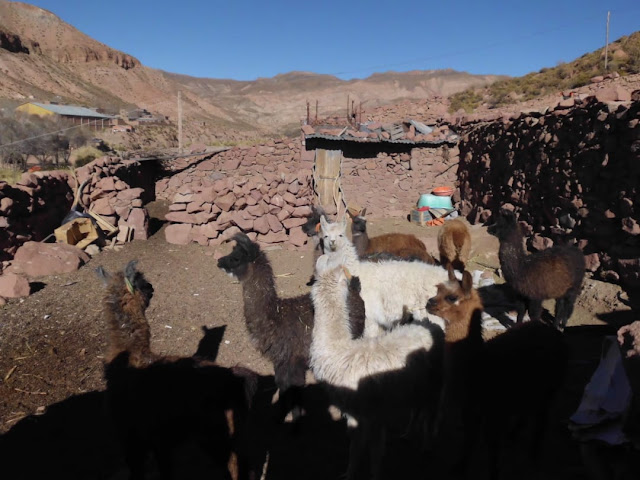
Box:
[0,1,503,140]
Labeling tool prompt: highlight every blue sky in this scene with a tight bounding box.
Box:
[23,0,640,80]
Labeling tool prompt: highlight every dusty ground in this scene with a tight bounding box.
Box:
[0,201,637,479]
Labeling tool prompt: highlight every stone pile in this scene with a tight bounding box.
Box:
[457,91,640,288]
[75,156,151,242]
[303,121,457,143]
[158,139,316,248]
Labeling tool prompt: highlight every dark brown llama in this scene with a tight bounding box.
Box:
[488,209,585,330]
[437,218,472,272]
[427,268,568,479]
[347,207,437,264]
[97,261,257,480]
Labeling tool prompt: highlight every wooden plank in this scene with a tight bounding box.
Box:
[313,149,344,214]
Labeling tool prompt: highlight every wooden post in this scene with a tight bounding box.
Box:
[347,94,350,123]
[306,100,310,125]
[604,11,611,71]
[178,90,183,153]
[315,100,318,123]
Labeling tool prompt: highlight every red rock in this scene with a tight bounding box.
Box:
[246,204,266,217]
[257,230,288,244]
[190,143,207,154]
[231,211,254,230]
[270,194,284,207]
[287,181,300,195]
[282,192,297,205]
[0,272,30,298]
[10,242,90,277]
[301,125,315,135]
[253,216,270,234]
[0,197,14,214]
[92,197,115,216]
[292,206,312,218]
[186,201,205,213]
[165,224,192,245]
[288,226,307,247]
[584,253,601,272]
[116,188,145,202]
[622,217,640,235]
[277,208,292,222]
[125,208,149,240]
[220,226,241,242]
[530,234,553,251]
[169,203,187,211]
[214,192,237,212]
[266,214,283,232]
[95,177,117,192]
[202,223,220,239]
[282,217,306,229]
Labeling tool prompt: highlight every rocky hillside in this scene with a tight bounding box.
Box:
[0,1,502,140]
[450,31,640,112]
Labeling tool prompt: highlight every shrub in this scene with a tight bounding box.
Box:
[73,146,103,167]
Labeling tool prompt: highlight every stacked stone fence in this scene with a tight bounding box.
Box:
[457,91,640,288]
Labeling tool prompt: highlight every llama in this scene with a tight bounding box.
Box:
[347,207,437,264]
[97,261,257,480]
[319,215,451,336]
[427,268,568,478]
[302,205,329,286]
[437,218,471,271]
[488,209,585,329]
[217,233,313,420]
[311,257,444,479]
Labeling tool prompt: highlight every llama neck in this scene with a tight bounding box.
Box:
[104,289,153,364]
[240,253,279,335]
[351,231,369,257]
[498,228,526,284]
[337,241,361,271]
[312,281,351,351]
[444,304,484,344]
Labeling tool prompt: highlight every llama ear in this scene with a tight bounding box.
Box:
[461,271,473,296]
[124,260,139,294]
[447,263,457,282]
[320,215,329,231]
[347,208,356,220]
[342,266,352,280]
[361,207,367,217]
[314,222,321,233]
[95,266,111,286]
[232,233,252,248]
[339,217,347,231]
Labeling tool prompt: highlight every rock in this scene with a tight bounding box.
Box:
[257,230,288,244]
[584,253,601,272]
[253,216,270,234]
[84,244,100,257]
[292,206,312,218]
[301,125,315,135]
[0,197,14,214]
[165,224,192,245]
[125,208,149,240]
[231,211,254,231]
[92,197,115,216]
[622,217,640,236]
[10,242,90,277]
[95,177,117,192]
[282,217,307,229]
[288,226,307,247]
[0,272,30,298]
[214,192,237,212]
[117,188,145,202]
[219,226,241,243]
[530,234,553,251]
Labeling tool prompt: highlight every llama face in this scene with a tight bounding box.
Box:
[347,208,367,235]
[217,233,260,280]
[487,209,518,240]
[427,271,475,322]
[320,216,348,253]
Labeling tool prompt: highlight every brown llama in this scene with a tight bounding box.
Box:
[488,209,585,330]
[97,261,257,480]
[427,267,568,479]
[347,207,437,264]
[437,218,471,272]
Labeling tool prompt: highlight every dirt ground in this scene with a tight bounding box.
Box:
[0,201,637,479]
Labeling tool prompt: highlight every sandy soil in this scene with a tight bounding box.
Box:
[0,201,637,479]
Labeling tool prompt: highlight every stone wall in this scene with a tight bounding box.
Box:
[0,156,154,268]
[157,139,316,249]
[457,92,640,288]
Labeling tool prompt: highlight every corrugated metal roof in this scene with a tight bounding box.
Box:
[304,133,457,146]
[32,103,114,119]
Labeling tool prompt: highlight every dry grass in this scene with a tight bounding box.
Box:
[0,168,22,185]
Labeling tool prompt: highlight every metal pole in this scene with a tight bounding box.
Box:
[178,90,183,153]
[604,11,610,71]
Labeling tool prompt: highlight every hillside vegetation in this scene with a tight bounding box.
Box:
[450,31,640,112]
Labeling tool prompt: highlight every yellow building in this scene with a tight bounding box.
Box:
[15,102,114,129]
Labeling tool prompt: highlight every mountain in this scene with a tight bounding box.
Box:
[0,1,503,141]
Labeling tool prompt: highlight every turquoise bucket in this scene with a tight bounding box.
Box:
[417,194,453,209]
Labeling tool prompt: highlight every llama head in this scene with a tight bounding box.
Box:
[302,205,326,238]
[96,260,154,309]
[487,209,520,240]
[427,268,481,326]
[320,215,349,253]
[217,233,261,280]
[347,207,367,235]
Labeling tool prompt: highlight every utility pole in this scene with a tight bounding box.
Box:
[604,11,611,71]
[178,90,183,154]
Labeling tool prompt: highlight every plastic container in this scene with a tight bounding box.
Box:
[417,194,453,210]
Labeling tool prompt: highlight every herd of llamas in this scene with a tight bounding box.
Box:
[96,203,640,480]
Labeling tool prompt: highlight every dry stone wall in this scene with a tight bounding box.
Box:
[457,91,640,288]
[157,139,316,249]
